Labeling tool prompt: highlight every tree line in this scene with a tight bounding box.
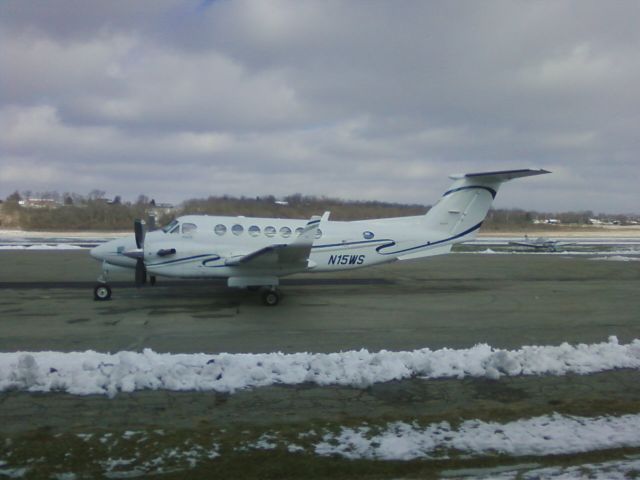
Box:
[0,190,636,231]
[0,191,150,230]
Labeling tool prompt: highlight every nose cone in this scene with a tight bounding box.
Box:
[90,235,141,268]
[90,243,109,261]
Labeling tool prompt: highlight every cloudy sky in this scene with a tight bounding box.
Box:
[1,1,639,213]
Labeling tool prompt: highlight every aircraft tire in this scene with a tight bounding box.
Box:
[261,289,280,306]
[94,284,112,301]
[150,276,157,286]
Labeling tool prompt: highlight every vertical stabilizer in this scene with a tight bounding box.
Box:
[423,169,549,240]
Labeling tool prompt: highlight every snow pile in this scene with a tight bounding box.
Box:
[1,337,639,396]
[487,459,640,480]
[590,255,640,262]
[0,244,84,250]
[315,413,640,460]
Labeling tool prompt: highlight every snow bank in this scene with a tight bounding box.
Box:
[1,337,639,396]
[315,413,640,460]
[473,459,640,480]
[0,244,84,250]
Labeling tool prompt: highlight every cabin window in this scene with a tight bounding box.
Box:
[214,224,227,236]
[232,224,244,236]
[162,219,179,233]
[280,226,292,238]
[248,225,261,237]
[182,223,197,235]
[264,226,276,237]
[315,229,323,239]
[295,227,304,236]
[363,231,375,240]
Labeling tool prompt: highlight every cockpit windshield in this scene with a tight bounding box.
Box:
[161,219,179,233]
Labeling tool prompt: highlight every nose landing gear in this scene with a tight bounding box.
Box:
[94,261,113,301]
[94,284,112,301]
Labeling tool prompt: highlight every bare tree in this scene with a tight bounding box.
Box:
[6,191,22,202]
[88,189,106,200]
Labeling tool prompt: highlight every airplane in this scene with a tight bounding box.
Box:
[90,168,550,305]
[508,235,576,252]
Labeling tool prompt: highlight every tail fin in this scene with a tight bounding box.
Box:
[423,168,550,240]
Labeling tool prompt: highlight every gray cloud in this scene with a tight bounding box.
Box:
[1,0,639,213]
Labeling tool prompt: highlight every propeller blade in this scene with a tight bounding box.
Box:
[134,219,146,249]
[135,258,147,286]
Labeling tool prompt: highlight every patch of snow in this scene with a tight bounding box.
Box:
[590,255,640,262]
[52,474,77,480]
[0,244,84,250]
[51,472,78,480]
[447,458,640,479]
[314,413,640,460]
[0,466,29,478]
[287,444,305,453]
[1,337,639,396]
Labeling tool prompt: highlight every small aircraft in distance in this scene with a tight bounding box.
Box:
[508,235,576,252]
[90,168,549,305]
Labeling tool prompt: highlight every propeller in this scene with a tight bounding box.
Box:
[134,219,146,249]
[134,219,147,286]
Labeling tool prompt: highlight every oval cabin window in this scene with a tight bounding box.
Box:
[280,226,292,238]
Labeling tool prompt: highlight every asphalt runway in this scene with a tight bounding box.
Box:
[1,250,640,478]
[1,250,639,353]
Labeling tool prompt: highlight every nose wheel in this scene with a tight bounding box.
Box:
[261,287,281,306]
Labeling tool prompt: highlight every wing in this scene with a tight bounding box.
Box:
[224,213,327,269]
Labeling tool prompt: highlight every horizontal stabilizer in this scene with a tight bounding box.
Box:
[449,168,550,182]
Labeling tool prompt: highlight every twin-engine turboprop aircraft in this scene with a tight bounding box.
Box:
[90,169,549,305]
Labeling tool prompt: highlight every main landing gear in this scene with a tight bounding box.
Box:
[261,287,282,306]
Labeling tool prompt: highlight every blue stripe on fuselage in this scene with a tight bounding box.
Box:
[442,185,496,199]
[375,222,483,256]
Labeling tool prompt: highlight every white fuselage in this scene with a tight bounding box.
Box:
[90,213,462,281]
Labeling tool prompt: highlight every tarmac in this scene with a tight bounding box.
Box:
[1,249,639,478]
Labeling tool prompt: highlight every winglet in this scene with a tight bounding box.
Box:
[291,213,323,246]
